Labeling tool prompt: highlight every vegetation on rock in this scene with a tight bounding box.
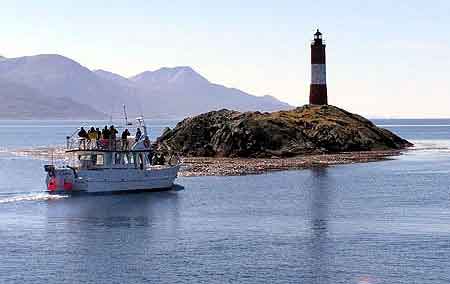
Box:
[156,105,412,158]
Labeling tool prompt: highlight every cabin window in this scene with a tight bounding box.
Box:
[78,154,103,168]
[96,154,104,166]
[79,155,90,161]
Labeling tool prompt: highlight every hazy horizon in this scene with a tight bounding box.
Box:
[1,0,449,118]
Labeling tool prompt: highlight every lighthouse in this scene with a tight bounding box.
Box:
[309,29,328,105]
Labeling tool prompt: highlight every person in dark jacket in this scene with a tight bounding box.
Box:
[121,129,131,150]
[109,125,118,138]
[96,128,102,148]
[100,126,110,150]
[135,128,142,142]
[78,127,88,138]
[77,127,88,149]
[109,125,118,150]
[102,126,110,139]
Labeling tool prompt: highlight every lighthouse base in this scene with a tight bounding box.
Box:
[309,84,328,105]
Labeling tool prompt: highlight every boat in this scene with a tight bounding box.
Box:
[44,117,181,194]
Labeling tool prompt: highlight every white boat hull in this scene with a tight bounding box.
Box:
[47,165,180,193]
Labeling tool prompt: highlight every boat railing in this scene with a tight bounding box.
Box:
[66,131,141,152]
[65,117,148,152]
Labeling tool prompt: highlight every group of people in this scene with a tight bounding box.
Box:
[78,125,143,150]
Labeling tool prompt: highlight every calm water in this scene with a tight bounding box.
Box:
[0,119,449,283]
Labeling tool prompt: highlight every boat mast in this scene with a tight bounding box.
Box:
[123,104,129,126]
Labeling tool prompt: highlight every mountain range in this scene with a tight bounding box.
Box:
[0,54,291,119]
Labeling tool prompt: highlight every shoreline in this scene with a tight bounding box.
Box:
[178,150,405,177]
[7,146,406,177]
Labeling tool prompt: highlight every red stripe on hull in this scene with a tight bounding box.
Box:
[309,84,328,105]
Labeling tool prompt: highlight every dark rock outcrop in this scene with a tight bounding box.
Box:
[156,105,412,158]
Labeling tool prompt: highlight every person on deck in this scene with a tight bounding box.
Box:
[88,127,97,149]
[99,126,110,150]
[135,128,142,142]
[96,128,102,148]
[102,126,110,139]
[109,125,118,150]
[143,135,154,165]
[78,127,88,149]
[78,127,88,138]
[88,127,95,136]
[121,129,131,150]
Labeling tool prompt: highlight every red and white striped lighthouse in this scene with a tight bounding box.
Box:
[309,29,328,105]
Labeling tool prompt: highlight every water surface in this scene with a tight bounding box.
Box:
[0,119,449,283]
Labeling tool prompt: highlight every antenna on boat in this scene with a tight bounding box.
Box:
[123,104,127,125]
[51,148,54,166]
[123,105,133,126]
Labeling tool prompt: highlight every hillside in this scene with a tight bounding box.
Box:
[131,66,291,116]
[0,54,139,116]
[156,105,412,158]
[0,79,105,119]
[0,54,291,119]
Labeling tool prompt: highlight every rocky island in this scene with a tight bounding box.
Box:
[156,105,411,157]
[155,105,412,176]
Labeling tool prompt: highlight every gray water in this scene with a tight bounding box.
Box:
[0,120,449,283]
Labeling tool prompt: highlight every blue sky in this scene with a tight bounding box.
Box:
[1,0,449,117]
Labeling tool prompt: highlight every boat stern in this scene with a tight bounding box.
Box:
[44,165,76,193]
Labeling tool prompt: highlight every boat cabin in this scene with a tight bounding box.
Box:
[76,150,152,170]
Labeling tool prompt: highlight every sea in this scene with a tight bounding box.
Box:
[0,119,449,284]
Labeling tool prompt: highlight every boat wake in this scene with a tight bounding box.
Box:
[2,145,66,161]
[0,192,68,204]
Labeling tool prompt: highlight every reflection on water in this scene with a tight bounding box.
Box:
[45,191,181,227]
[40,192,182,283]
[307,168,332,283]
